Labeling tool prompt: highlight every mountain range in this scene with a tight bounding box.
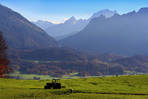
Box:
[60,8,148,55]
[33,9,117,40]
[1,3,148,77]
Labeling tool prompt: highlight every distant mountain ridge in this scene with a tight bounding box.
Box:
[34,9,117,40]
[45,16,88,40]
[60,7,148,55]
[0,4,58,49]
[32,20,55,30]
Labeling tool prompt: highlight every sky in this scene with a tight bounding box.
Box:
[1,0,148,23]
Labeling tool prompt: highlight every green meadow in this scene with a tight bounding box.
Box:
[1,75,148,99]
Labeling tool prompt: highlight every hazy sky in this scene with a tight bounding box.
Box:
[1,0,148,23]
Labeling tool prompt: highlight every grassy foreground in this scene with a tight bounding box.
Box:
[1,75,148,99]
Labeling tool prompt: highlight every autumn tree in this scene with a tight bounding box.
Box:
[0,31,9,78]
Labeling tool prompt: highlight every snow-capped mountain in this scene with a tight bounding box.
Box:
[90,9,117,20]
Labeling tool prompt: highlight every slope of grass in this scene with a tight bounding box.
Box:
[1,75,148,99]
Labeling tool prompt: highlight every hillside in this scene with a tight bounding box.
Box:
[113,55,148,73]
[1,75,148,99]
[9,47,148,77]
[60,8,148,55]
[18,48,88,61]
[8,48,127,77]
[0,4,58,49]
[9,46,148,77]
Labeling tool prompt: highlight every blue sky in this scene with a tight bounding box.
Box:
[1,0,148,23]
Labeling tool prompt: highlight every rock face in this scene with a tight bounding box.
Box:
[60,8,148,55]
[0,4,58,49]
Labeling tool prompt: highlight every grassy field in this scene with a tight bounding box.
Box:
[10,73,53,80]
[1,75,148,99]
[9,72,80,80]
